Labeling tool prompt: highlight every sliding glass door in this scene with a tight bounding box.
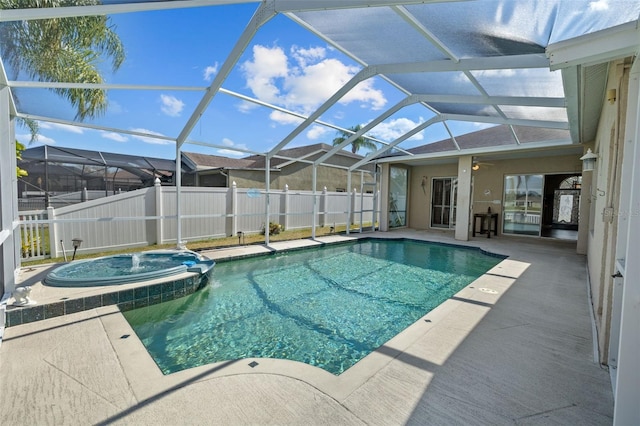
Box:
[503,174,543,236]
[431,177,457,229]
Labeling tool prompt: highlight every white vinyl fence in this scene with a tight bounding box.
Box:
[19,181,378,260]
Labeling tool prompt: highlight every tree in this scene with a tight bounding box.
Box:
[16,141,27,177]
[0,0,126,139]
[332,124,377,154]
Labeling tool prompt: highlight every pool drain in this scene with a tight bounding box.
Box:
[478,287,498,294]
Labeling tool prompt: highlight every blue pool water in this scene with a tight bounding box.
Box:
[123,239,504,375]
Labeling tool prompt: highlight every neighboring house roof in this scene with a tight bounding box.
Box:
[183,143,368,171]
[181,152,255,171]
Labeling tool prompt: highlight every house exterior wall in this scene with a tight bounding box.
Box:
[586,59,631,365]
[407,155,581,233]
[407,163,457,230]
[227,163,374,191]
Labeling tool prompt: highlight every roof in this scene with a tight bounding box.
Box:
[181,152,255,171]
[185,143,367,171]
[404,125,572,155]
[3,1,640,170]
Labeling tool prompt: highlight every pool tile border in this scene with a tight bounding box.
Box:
[5,272,210,328]
[212,236,508,264]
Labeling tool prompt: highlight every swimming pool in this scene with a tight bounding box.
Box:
[123,239,504,375]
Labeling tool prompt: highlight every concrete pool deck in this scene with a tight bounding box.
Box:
[0,230,613,425]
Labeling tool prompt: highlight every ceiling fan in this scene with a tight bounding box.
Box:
[472,160,494,171]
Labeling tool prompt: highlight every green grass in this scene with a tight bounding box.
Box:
[21,223,374,267]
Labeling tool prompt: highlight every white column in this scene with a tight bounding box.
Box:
[154,178,163,245]
[231,181,238,237]
[175,148,184,249]
[321,186,327,227]
[379,163,390,232]
[47,206,59,258]
[312,165,317,239]
[455,155,473,241]
[0,85,18,295]
[283,184,290,231]
[264,156,270,246]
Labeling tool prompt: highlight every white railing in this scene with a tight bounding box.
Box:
[18,182,379,260]
[503,211,541,225]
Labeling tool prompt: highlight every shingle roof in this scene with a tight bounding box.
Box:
[184,143,365,170]
[181,152,256,170]
[405,125,572,156]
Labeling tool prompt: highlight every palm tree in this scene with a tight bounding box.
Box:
[1,0,125,138]
[332,124,377,154]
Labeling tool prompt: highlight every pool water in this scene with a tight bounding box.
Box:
[123,239,504,375]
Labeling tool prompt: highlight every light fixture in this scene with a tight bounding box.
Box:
[472,163,480,171]
[580,148,598,172]
[607,88,616,104]
[71,238,83,261]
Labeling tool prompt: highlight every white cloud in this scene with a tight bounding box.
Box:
[130,128,171,145]
[237,100,258,113]
[17,133,56,145]
[589,0,609,11]
[160,94,185,117]
[306,125,331,141]
[101,132,128,142]
[38,122,84,134]
[217,138,248,157]
[241,45,288,104]
[368,118,425,142]
[204,63,218,81]
[269,110,304,125]
[241,44,387,120]
[291,45,326,68]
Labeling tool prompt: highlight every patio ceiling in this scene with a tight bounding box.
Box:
[1,0,639,171]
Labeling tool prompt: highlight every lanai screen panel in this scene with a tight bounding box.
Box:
[2,0,640,163]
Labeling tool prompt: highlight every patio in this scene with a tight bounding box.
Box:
[0,231,613,425]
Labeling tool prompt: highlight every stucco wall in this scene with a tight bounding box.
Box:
[408,163,458,230]
[586,59,630,363]
[407,155,582,232]
[228,164,375,191]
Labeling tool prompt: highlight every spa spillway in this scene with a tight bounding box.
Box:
[44,250,214,287]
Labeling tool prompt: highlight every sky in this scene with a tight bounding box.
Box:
[13,2,493,160]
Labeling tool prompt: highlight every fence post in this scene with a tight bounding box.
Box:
[283,184,290,231]
[154,178,163,245]
[231,181,237,237]
[47,205,59,258]
[350,187,357,227]
[320,186,327,227]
